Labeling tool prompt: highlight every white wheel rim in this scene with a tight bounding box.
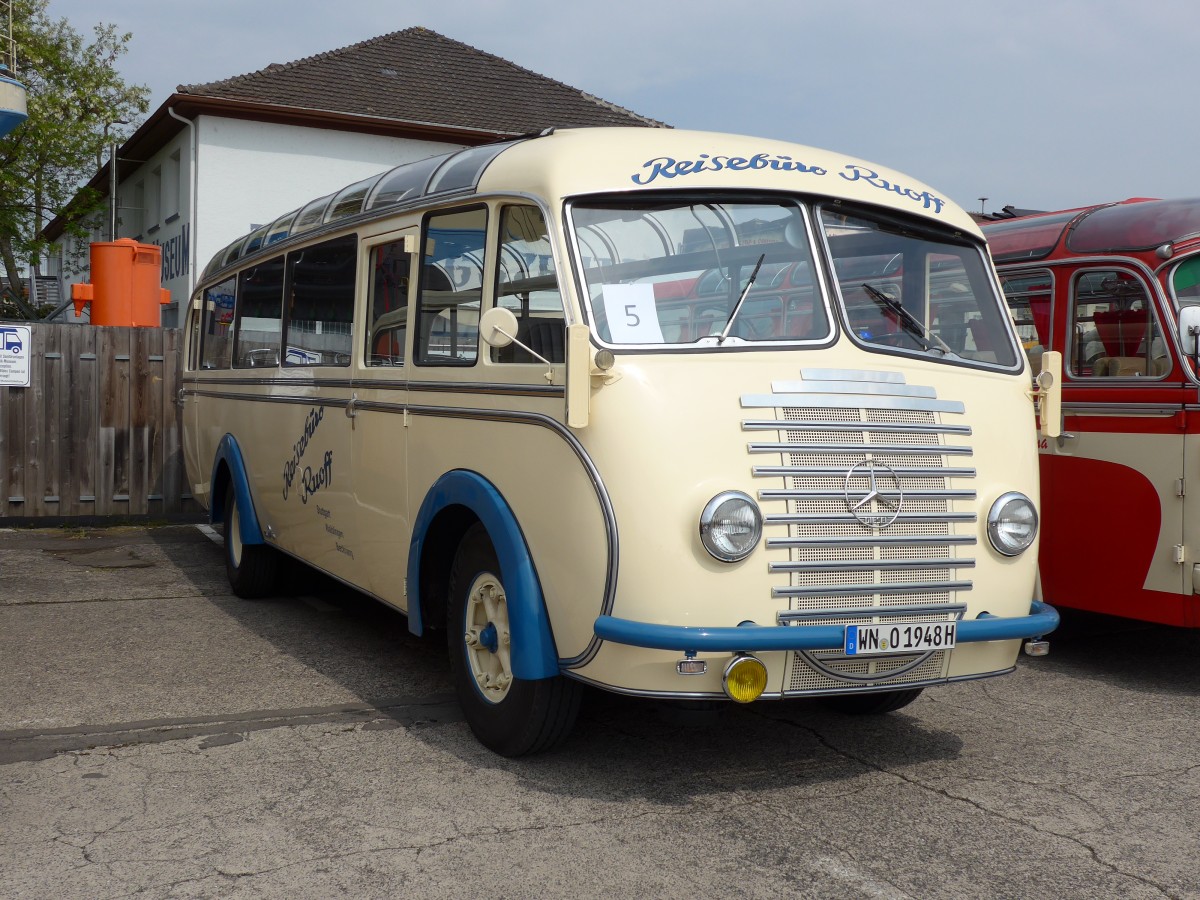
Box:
[463,572,513,704]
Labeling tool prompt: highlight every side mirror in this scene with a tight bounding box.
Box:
[479,306,518,348]
[1179,306,1200,357]
[1037,350,1062,439]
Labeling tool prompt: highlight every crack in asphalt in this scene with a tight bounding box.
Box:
[0,696,464,764]
[764,712,1179,899]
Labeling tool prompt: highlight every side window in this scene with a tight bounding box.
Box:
[366,238,412,367]
[284,234,357,367]
[1172,255,1200,307]
[186,299,202,370]
[416,207,486,366]
[199,277,235,370]
[999,270,1053,373]
[233,256,284,368]
[1070,269,1166,378]
[493,206,565,364]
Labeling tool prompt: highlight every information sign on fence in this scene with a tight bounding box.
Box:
[0,324,30,386]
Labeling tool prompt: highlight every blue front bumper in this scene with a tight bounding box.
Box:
[594,600,1059,653]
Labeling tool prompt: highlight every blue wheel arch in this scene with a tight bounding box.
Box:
[211,434,265,546]
[408,470,559,680]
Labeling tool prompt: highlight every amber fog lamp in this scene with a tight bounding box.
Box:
[722,654,768,703]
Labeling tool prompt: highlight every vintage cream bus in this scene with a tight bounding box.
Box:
[182,127,1060,756]
[986,197,1200,627]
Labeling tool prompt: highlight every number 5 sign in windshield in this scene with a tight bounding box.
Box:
[601,283,665,343]
[0,325,30,387]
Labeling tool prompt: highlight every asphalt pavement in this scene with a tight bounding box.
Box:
[2,524,1199,899]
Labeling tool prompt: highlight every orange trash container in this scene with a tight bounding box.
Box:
[71,239,171,326]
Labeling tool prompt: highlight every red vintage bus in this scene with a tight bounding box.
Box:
[985,198,1200,626]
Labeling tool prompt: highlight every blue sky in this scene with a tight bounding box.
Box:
[47,0,1200,214]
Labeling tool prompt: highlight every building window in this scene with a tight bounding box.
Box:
[164,150,180,220]
[147,166,161,230]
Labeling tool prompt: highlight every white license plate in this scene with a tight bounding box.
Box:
[844,622,956,656]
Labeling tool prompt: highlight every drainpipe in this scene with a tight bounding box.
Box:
[167,105,198,308]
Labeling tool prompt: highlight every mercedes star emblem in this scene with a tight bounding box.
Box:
[844,460,904,529]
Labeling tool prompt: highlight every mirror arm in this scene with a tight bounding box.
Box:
[492,326,554,382]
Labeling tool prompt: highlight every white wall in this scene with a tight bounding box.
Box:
[194,117,465,286]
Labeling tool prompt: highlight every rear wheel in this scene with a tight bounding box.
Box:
[223,489,279,599]
[447,523,581,756]
[819,688,923,715]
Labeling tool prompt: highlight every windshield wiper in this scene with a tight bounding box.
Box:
[717,253,766,344]
[859,282,956,355]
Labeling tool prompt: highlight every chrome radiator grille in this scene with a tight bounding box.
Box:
[742,368,976,693]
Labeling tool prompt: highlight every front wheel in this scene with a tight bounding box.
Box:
[223,489,280,599]
[447,523,581,756]
[819,688,923,715]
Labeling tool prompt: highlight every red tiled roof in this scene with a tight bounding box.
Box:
[177,27,667,133]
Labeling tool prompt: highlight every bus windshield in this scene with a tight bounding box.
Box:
[571,198,830,346]
[820,207,1019,367]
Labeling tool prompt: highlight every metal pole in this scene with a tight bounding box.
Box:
[108,140,118,241]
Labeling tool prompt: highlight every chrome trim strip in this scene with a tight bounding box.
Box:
[748,442,972,456]
[799,368,907,384]
[767,536,977,548]
[743,420,972,435]
[187,389,352,407]
[765,512,977,524]
[564,665,1017,700]
[1061,402,1181,416]
[408,380,565,398]
[754,465,977,478]
[759,488,976,501]
[770,559,975,573]
[778,603,967,622]
[773,581,972,598]
[772,379,937,398]
[184,375,564,399]
[741,393,966,414]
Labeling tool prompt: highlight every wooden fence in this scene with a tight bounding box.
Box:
[0,323,199,521]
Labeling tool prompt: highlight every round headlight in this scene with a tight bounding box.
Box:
[987,491,1038,557]
[700,491,762,562]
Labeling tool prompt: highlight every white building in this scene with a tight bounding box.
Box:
[45,27,663,327]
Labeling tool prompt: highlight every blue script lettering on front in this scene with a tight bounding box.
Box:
[631,152,827,185]
[838,165,946,214]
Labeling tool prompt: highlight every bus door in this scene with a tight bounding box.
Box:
[1040,266,1191,622]
[351,229,416,604]
[188,277,237,499]
[267,236,360,582]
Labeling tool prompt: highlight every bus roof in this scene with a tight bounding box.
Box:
[982,197,1200,264]
[202,126,981,282]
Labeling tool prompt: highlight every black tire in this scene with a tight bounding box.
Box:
[447,522,581,757]
[223,489,280,599]
[819,688,924,715]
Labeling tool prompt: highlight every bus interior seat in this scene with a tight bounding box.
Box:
[1093,356,1149,376]
[520,318,565,363]
[496,316,566,364]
